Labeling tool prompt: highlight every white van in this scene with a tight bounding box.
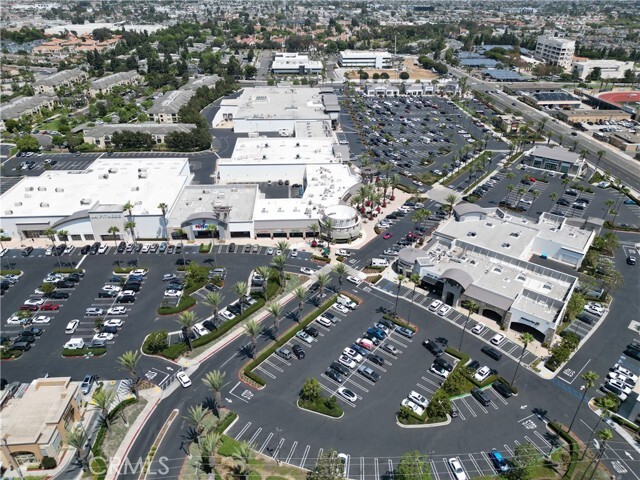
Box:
[64,338,85,350]
[336,294,357,310]
[370,258,389,267]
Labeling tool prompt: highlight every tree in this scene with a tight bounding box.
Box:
[66,426,90,472]
[108,226,120,259]
[315,272,331,300]
[184,404,209,444]
[243,319,261,358]
[271,253,287,286]
[202,369,228,410]
[39,282,56,296]
[232,441,256,480]
[91,387,116,430]
[393,274,405,318]
[232,281,248,314]
[266,302,283,338]
[117,350,141,398]
[459,301,479,350]
[445,194,458,217]
[307,449,345,480]
[399,71,410,80]
[44,227,62,269]
[406,273,421,324]
[16,134,39,152]
[565,292,586,321]
[145,330,168,353]
[568,370,599,433]
[255,266,273,302]
[323,218,335,243]
[587,429,613,480]
[176,311,197,351]
[396,451,432,480]
[512,333,534,386]
[300,377,321,401]
[595,150,606,172]
[332,263,348,288]
[203,291,224,326]
[199,431,221,473]
[505,442,540,480]
[293,286,307,316]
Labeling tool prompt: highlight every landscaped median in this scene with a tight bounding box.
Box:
[297,378,344,418]
[242,296,337,387]
[62,346,106,357]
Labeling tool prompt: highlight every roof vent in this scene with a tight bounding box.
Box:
[38,186,46,191]
[131,186,139,191]
[55,188,64,192]
[40,202,49,207]
[262,155,267,160]
[80,198,91,205]
[14,202,22,206]
[138,171,147,178]
[5,210,13,215]
[108,168,118,173]
[25,186,34,191]
[101,173,109,179]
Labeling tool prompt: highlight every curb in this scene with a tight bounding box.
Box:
[296,399,344,420]
[396,414,451,429]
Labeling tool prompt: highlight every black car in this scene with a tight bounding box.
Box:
[54,244,65,256]
[292,345,305,359]
[66,273,82,282]
[176,258,191,266]
[89,242,100,254]
[378,319,395,330]
[135,243,144,253]
[18,330,38,338]
[367,353,385,366]
[202,320,217,331]
[304,326,319,338]
[14,335,35,344]
[434,357,454,372]
[325,368,344,383]
[55,280,75,289]
[227,303,242,316]
[471,387,491,406]
[101,326,118,334]
[576,314,595,325]
[556,198,571,206]
[99,291,118,298]
[80,245,91,254]
[423,340,443,357]
[205,283,220,292]
[624,348,640,361]
[481,346,503,361]
[22,246,34,256]
[117,241,127,253]
[467,360,481,372]
[330,362,350,377]
[493,380,513,398]
[49,291,69,299]
[228,243,237,253]
[123,284,141,292]
[118,295,135,304]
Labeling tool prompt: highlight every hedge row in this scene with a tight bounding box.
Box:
[0,270,22,276]
[199,243,212,253]
[299,397,343,418]
[62,347,106,357]
[215,411,238,435]
[548,421,579,479]
[157,295,197,315]
[244,296,337,386]
[312,255,330,263]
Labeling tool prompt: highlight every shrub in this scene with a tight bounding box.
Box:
[215,411,238,435]
[41,456,57,469]
[1,350,23,359]
[143,330,169,354]
[199,243,212,253]
[367,274,382,284]
[311,255,330,263]
[62,347,106,357]
[298,396,343,417]
[157,295,196,315]
[0,269,22,276]
[548,421,579,479]
[157,343,187,360]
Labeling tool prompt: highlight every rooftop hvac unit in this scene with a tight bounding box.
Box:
[80,198,91,205]
[135,201,142,205]
[296,142,300,147]
[262,155,267,159]
[25,186,34,191]
[14,202,22,206]
[131,186,140,191]
[38,186,46,191]
[138,168,147,173]
[24,193,31,198]
[264,143,269,148]
[55,188,64,192]
[138,172,148,178]
[295,154,300,159]
[109,168,118,173]
[101,174,109,179]
[40,202,49,207]
[5,210,12,215]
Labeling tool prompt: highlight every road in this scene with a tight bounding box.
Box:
[448,66,640,190]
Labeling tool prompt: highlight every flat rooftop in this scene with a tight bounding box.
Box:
[221,136,341,166]
[1,158,190,218]
[168,184,257,225]
[234,87,331,122]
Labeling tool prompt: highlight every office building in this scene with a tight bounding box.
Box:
[271,53,323,75]
[521,145,585,176]
[535,36,575,69]
[571,59,635,80]
[339,50,392,69]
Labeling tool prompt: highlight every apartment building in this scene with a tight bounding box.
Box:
[148,90,195,123]
[34,68,88,95]
[339,50,392,69]
[82,123,197,147]
[89,71,142,97]
[0,95,58,131]
[535,36,575,70]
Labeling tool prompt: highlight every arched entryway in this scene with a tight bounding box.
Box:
[482,309,503,323]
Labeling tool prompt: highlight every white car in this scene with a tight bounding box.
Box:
[85,308,104,316]
[24,297,45,306]
[163,274,178,282]
[34,287,47,295]
[220,309,235,321]
[584,303,605,317]
[32,315,51,324]
[296,331,314,344]
[337,387,357,403]
[141,245,150,253]
[266,247,274,255]
[430,364,450,379]
[43,274,63,283]
[336,249,351,257]
[130,269,147,277]
[98,244,108,254]
[448,458,468,480]
[300,267,315,275]
[93,332,114,341]
[65,319,79,334]
[471,323,486,335]
[103,319,123,328]
[408,390,428,408]
[45,246,53,256]
[346,275,362,285]
[193,323,210,337]
[102,285,122,292]
[333,303,350,314]
[0,248,7,257]
[177,371,192,388]
[338,354,357,369]
[291,248,298,257]
[343,347,363,363]
[7,314,29,325]
[428,300,442,312]
[490,333,505,345]
[612,364,639,383]
[607,371,636,387]
[607,379,632,396]
[64,245,75,255]
[401,398,425,416]
[107,306,127,315]
[437,304,451,316]
[164,290,182,298]
[474,366,492,382]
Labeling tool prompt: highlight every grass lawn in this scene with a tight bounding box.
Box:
[102,398,148,458]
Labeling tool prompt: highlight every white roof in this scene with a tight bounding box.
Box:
[221,136,342,166]
[1,158,190,218]
[233,87,331,122]
[340,50,391,59]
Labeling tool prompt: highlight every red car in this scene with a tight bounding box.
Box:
[19,305,39,311]
[40,303,60,311]
[383,232,393,239]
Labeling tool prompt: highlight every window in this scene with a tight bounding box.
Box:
[12,451,37,465]
[84,234,94,240]
[71,235,81,241]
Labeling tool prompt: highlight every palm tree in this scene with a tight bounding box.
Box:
[91,387,116,430]
[124,220,139,265]
[176,311,198,351]
[206,224,218,264]
[203,369,228,410]
[568,370,599,433]
[581,396,616,462]
[315,272,331,300]
[232,281,248,315]
[530,189,540,210]
[184,404,210,443]
[586,429,613,480]
[232,441,256,480]
[57,229,69,245]
[604,199,615,221]
[107,226,120,251]
[549,192,558,204]
[379,178,392,203]
[333,263,348,289]
[350,193,363,210]
[266,302,283,338]
[200,431,221,472]
[44,227,62,269]
[459,301,479,350]
[445,194,458,217]
[511,332,534,387]
[293,286,307,315]
[243,320,261,358]
[595,150,605,172]
[203,291,224,326]
[323,217,335,243]
[158,202,168,240]
[276,240,289,254]
[503,184,515,205]
[117,350,141,399]
[270,254,287,287]
[516,187,526,206]
[412,209,427,230]
[406,273,421,324]
[66,426,90,472]
[393,274,405,318]
[390,173,401,199]
[255,266,273,302]
[308,222,319,239]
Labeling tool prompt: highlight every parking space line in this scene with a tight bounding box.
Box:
[470,395,490,413]
[387,459,394,480]
[345,377,370,393]
[258,433,273,454]
[479,451,493,472]
[248,427,262,446]
[533,431,553,450]
[430,460,440,480]
[285,441,297,464]
[460,397,477,417]
[441,459,454,480]
[316,449,324,469]
[416,382,436,395]
[299,445,310,468]
[272,437,285,462]
[254,366,276,379]
[374,458,380,480]
[265,359,286,371]
[487,388,508,405]
[466,455,481,478]
[524,436,546,456]
[504,444,514,456]
[235,422,251,440]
